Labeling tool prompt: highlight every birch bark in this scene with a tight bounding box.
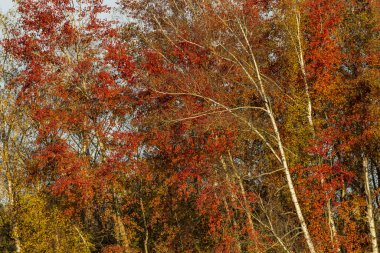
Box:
[363,156,379,253]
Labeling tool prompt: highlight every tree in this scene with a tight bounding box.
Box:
[0,0,377,251]
[122,0,320,251]
[3,0,139,251]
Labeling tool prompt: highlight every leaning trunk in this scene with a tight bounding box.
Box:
[363,156,379,253]
[252,55,316,253]
[293,6,338,249]
[140,198,149,253]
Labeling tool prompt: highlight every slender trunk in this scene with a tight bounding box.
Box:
[222,197,242,253]
[220,157,248,251]
[74,225,91,252]
[294,7,338,249]
[253,58,316,252]
[321,175,338,249]
[221,156,255,236]
[3,142,22,253]
[54,229,60,253]
[376,166,380,204]
[295,9,315,133]
[257,195,292,253]
[225,154,291,253]
[96,132,130,252]
[231,23,316,246]
[7,182,21,253]
[111,189,129,252]
[363,156,379,253]
[277,146,315,253]
[112,212,130,252]
[370,166,380,208]
[13,225,22,253]
[327,198,337,244]
[228,159,260,252]
[6,171,21,253]
[140,198,149,253]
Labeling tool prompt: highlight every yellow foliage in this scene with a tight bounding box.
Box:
[16,194,93,253]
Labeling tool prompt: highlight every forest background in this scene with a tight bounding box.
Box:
[0,0,379,252]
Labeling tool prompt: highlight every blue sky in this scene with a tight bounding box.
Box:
[1,0,118,13]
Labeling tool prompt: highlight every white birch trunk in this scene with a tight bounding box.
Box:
[363,156,379,253]
[293,6,338,249]
[140,198,149,253]
[7,170,22,253]
[3,141,22,253]
[252,55,317,253]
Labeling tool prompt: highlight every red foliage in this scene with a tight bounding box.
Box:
[6,0,139,219]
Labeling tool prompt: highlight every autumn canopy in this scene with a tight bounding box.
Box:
[0,0,379,252]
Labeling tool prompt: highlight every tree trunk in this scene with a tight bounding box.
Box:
[219,157,248,251]
[293,7,338,249]
[294,8,315,133]
[253,58,316,253]
[363,156,379,253]
[3,144,22,253]
[12,224,22,253]
[223,154,291,253]
[7,178,21,253]
[276,146,316,253]
[112,212,130,252]
[96,133,131,252]
[220,156,256,237]
[327,198,337,245]
[222,197,242,253]
[140,198,149,253]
